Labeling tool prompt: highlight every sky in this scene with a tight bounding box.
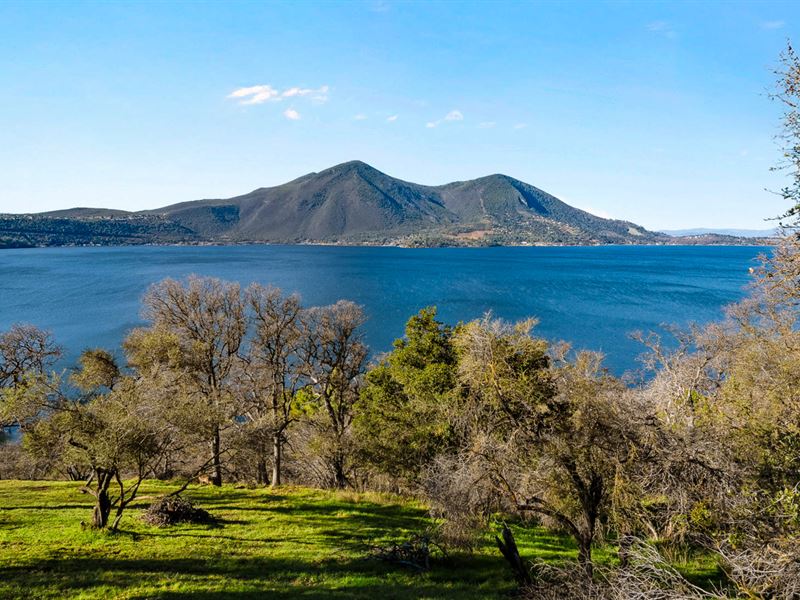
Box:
[0,0,798,230]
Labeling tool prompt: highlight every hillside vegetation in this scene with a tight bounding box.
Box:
[1,161,674,247]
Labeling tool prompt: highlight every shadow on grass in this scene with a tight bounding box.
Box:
[0,504,92,511]
[0,553,508,600]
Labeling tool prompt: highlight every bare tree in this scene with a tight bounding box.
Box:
[242,284,304,486]
[131,277,246,486]
[300,301,367,488]
[0,324,61,428]
[0,324,61,387]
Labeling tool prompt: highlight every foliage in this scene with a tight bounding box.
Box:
[355,307,458,487]
[425,316,640,573]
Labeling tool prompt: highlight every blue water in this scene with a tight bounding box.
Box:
[0,245,766,374]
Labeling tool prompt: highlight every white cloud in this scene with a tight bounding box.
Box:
[761,20,785,30]
[353,113,368,121]
[646,20,677,39]
[228,85,280,105]
[646,20,669,31]
[513,122,528,130]
[387,114,399,122]
[228,84,329,105]
[283,108,301,120]
[478,121,496,129]
[282,85,329,102]
[426,109,463,128]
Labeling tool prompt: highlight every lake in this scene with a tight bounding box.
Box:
[0,245,767,374]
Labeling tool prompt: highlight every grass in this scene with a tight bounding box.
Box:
[0,480,723,599]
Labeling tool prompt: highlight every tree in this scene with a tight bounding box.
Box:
[428,316,638,575]
[355,307,458,487]
[0,324,61,428]
[242,284,304,486]
[300,301,367,488]
[71,349,120,392]
[130,277,246,486]
[772,42,800,226]
[15,347,178,529]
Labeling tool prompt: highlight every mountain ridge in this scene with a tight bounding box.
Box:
[0,161,767,248]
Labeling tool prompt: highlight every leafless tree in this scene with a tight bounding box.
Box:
[242,284,304,486]
[131,276,246,486]
[299,301,367,488]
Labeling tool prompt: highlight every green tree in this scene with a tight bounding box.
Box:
[428,316,636,575]
[355,307,458,487]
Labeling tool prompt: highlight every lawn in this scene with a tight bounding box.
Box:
[0,480,721,599]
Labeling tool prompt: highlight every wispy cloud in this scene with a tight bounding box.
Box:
[478,121,496,129]
[513,122,528,130]
[646,20,677,39]
[228,85,280,105]
[228,84,329,105]
[353,113,368,121]
[283,108,301,121]
[369,0,391,13]
[387,114,399,122]
[426,109,464,128]
[760,20,785,30]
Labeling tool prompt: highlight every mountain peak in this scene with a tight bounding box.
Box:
[323,160,379,175]
[7,162,672,247]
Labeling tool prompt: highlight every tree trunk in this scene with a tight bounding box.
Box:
[271,432,282,487]
[331,451,347,489]
[91,472,113,529]
[576,472,601,578]
[618,535,633,569]
[111,506,125,530]
[211,426,222,486]
[578,536,593,577]
[496,525,532,586]
[256,457,269,486]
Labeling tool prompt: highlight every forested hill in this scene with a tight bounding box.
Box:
[0,161,762,247]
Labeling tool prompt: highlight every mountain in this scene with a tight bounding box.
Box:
[661,227,779,238]
[0,161,725,247]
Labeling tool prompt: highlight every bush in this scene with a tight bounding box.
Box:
[141,495,214,527]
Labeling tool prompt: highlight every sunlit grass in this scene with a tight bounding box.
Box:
[0,480,723,599]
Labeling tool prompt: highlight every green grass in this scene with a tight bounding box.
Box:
[0,480,722,599]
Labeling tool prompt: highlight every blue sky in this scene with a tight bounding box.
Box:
[0,0,797,229]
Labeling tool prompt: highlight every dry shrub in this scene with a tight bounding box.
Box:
[367,531,447,572]
[523,538,723,600]
[719,541,800,599]
[421,453,502,550]
[141,495,215,527]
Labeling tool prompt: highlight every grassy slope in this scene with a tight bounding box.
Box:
[0,480,720,599]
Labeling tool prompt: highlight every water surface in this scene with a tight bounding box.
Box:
[0,245,765,374]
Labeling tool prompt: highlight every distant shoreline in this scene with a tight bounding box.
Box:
[0,239,776,251]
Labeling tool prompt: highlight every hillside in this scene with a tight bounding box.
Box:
[0,161,746,247]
